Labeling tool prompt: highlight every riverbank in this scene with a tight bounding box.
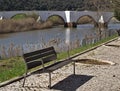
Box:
[0,34,118,86]
[0,15,100,34]
[0,36,120,91]
[0,18,53,33]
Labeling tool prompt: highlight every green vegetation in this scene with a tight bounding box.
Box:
[26,12,39,20]
[114,10,120,21]
[0,34,118,83]
[0,57,25,83]
[0,18,36,33]
[111,0,120,21]
[0,0,112,11]
[11,14,27,20]
[68,34,118,56]
[0,0,84,11]
[0,18,53,33]
[12,13,39,20]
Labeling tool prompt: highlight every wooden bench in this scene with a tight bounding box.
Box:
[22,46,76,88]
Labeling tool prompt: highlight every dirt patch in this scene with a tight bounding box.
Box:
[105,44,120,47]
[75,59,112,65]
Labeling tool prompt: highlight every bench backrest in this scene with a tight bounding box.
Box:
[23,46,57,70]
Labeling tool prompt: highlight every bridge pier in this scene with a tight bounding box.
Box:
[64,22,77,28]
[94,22,108,29]
[98,22,108,29]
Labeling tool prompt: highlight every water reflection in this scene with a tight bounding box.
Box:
[65,28,70,45]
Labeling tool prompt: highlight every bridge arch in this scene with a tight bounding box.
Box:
[76,15,97,27]
[11,13,27,19]
[102,16,119,28]
[106,16,119,24]
[46,14,65,25]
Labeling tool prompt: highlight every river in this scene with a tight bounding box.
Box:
[0,24,120,58]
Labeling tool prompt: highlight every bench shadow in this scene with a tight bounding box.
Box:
[51,74,94,91]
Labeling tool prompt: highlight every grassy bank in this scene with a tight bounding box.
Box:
[57,34,118,60]
[0,34,118,83]
[0,18,53,33]
[0,57,25,83]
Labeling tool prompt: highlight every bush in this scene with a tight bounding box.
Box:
[0,18,54,33]
[114,9,120,21]
[26,12,39,20]
[12,12,39,21]
[0,18,36,33]
[11,14,27,20]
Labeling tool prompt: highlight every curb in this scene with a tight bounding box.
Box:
[0,76,24,88]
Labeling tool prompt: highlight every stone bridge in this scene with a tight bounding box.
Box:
[0,11,114,28]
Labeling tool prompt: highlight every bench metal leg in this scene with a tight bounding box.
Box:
[22,72,27,87]
[22,73,27,87]
[48,72,51,88]
[73,61,75,75]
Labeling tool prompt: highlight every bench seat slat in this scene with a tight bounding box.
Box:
[24,50,41,58]
[42,54,57,63]
[40,50,56,58]
[44,59,74,72]
[23,46,56,62]
[24,54,41,62]
[23,47,54,58]
[27,60,42,69]
[24,50,56,63]
[39,47,54,53]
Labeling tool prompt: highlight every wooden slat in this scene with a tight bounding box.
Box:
[23,50,41,58]
[27,60,42,69]
[43,59,74,72]
[40,50,56,58]
[24,49,56,63]
[39,47,54,53]
[24,54,41,62]
[23,46,54,58]
[42,54,57,63]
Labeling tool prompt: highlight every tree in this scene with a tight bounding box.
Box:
[111,0,120,9]
[111,0,120,20]
[84,0,112,40]
[84,0,112,11]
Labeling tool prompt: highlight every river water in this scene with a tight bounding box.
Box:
[0,24,120,58]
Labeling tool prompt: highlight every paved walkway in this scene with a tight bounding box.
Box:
[0,39,120,91]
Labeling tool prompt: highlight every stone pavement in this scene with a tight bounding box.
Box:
[0,39,120,91]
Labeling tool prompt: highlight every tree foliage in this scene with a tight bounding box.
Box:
[114,10,120,21]
[84,0,112,11]
[0,0,84,11]
[111,0,120,20]
[112,0,120,10]
[0,0,112,11]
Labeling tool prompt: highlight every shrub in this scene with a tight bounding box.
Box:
[114,9,120,21]
[0,18,36,33]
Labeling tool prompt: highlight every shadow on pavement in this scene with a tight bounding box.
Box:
[51,74,94,91]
